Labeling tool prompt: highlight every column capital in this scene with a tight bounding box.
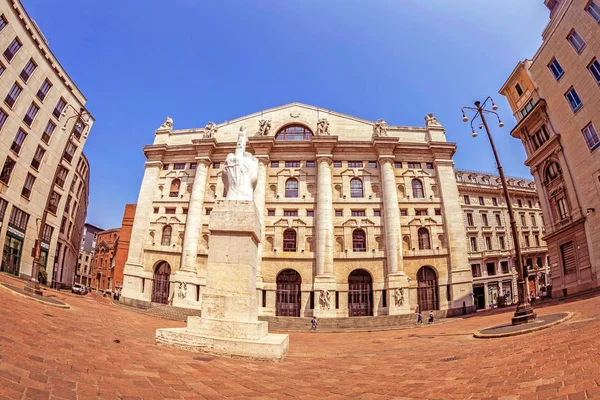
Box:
[194,157,212,168]
[192,138,218,158]
[377,156,395,165]
[248,136,275,157]
[144,160,163,169]
[256,156,270,165]
[316,155,333,164]
[372,136,399,156]
[311,136,338,155]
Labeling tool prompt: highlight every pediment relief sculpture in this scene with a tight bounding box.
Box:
[256,119,272,136]
[316,118,330,135]
[203,121,218,139]
[373,118,388,137]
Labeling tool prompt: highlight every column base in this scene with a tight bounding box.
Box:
[170,271,204,310]
[386,273,410,315]
[122,263,153,302]
[313,275,336,317]
[24,282,43,297]
[512,304,536,325]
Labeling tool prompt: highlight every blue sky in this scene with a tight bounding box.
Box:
[22,0,550,229]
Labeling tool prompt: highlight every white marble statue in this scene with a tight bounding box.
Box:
[222,126,258,201]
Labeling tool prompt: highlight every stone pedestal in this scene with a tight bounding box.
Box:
[156,200,288,361]
[170,271,203,310]
[313,275,337,318]
[386,273,411,315]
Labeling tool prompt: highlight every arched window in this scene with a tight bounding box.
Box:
[353,229,367,252]
[169,179,180,197]
[418,228,430,250]
[545,162,562,183]
[161,225,172,246]
[412,179,424,198]
[285,178,299,198]
[350,178,363,198]
[275,125,313,141]
[283,229,297,252]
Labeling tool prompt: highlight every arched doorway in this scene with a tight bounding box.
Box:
[152,261,171,304]
[276,269,302,316]
[348,269,373,316]
[417,266,439,311]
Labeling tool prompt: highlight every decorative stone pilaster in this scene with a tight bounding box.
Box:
[122,159,163,302]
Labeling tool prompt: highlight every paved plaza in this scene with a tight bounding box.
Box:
[1,276,599,399]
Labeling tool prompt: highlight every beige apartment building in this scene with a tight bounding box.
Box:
[121,103,477,317]
[499,0,600,297]
[456,170,549,309]
[0,0,93,287]
[76,223,103,287]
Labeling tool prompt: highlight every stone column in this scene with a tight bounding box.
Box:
[316,157,334,277]
[122,160,163,302]
[379,157,403,275]
[254,157,268,315]
[172,158,211,309]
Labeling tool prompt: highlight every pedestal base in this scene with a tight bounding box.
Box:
[24,282,43,296]
[156,327,288,361]
[512,304,536,325]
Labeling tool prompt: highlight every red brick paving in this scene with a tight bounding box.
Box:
[1,274,600,399]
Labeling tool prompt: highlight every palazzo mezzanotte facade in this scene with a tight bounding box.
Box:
[122,103,522,318]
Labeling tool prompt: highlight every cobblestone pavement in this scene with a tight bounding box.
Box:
[1,274,599,399]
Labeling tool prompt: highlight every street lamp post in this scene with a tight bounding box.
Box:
[461,96,536,325]
[25,105,91,295]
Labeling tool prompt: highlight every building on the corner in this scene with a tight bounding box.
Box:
[121,103,476,317]
[76,222,103,287]
[91,204,136,294]
[456,170,549,309]
[0,0,93,286]
[499,0,600,296]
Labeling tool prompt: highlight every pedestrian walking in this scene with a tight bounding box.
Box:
[428,311,434,324]
[311,316,318,331]
[416,311,423,325]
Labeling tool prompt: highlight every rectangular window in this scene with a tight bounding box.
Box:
[466,213,474,226]
[521,98,535,118]
[9,206,29,231]
[0,15,7,31]
[30,145,45,170]
[499,236,505,250]
[435,209,441,216]
[333,161,342,168]
[189,163,197,170]
[470,237,477,251]
[482,213,489,226]
[270,161,279,168]
[415,209,427,216]
[495,214,502,226]
[21,173,35,199]
[478,196,484,205]
[582,123,600,151]
[471,264,481,277]
[63,141,77,163]
[162,164,169,170]
[205,208,211,215]
[173,163,186,170]
[517,199,523,208]
[500,261,509,274]
[182,208,188,214]
[528,200,533,208]
[267,209,275,216]
[589,58,600,85]
[72,118,85,139]
[487,262,496,276]
[492,197,498,206]
[456,175,463,182]
[55,166,68,188]
[283,210,298,217]
[0,197,6,220]
[153,207,159,214]
[60,216,66,233]
[19,58,37,82]
[3,37,21,62]
[11,128,27,154]
[307,210,314,217]
[285,161,300,168]
[535,235,540,247]
[548,58,564,80]
[211,162,219,169]
[23,103,39,126]
[42,121,56,143]
[485,236,492,250]
[53,98,66,118]
[408,162,421,169]
[394,161,402,168]
[565,87,583,112]
[561,241,576,275]
[400,209,407,216]
[374,209,381,217]
[368,161,377,168]
[521,215,526,226]
[586,0,600,23]
[335,210,343,217]
[557,198,568,220]
[48,191,61,214]
[531,214,536,226]
[2,156,17,184]
[351,210,365,216]
[165,208,175,214]
[306,161,315,168]
[42,224,53,243]
[5,82,22,108]
[0,108,7,130]
[524,235,530,247]
[348,161,363,168]
[464,195,470,205]
[425,162,434,169]
[37,79,52,101]
[567,30,585,53]
[515,83,523,96]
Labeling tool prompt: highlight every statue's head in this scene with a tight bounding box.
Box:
[236,126,248,153]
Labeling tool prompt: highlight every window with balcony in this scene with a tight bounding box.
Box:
[353,229,367,252]
[283,229,297,252]
[23,103,39,126]
[464,195,470,205]
[582,123,600,151]
[531,125,550,150]
[21,173,35,199]
[11,129,26,154]
[161,225,172,246]
[548,58,564,80]
[41,121,56,144]
[5,82,22,108]
[565,87,583,112]
[520,98,535,118]
[567,29,585,53]
[586,0,600,22]
[3,37,21,62]
[350,178,363,198]
[19,59,36,82]
[285,178,298,198]
[37,79,52,101]
[418,228,430,250]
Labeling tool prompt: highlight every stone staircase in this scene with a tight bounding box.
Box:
[114,302,201,322]
[260,310,450,332]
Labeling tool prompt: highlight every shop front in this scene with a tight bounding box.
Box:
[1,225,25,276]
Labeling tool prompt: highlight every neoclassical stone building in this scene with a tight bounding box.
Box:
[122,103,475,317]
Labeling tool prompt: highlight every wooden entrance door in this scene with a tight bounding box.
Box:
[276,269,301,316]
[348,269,373,316]
[152,261,171,304]
[417,266,439,311]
